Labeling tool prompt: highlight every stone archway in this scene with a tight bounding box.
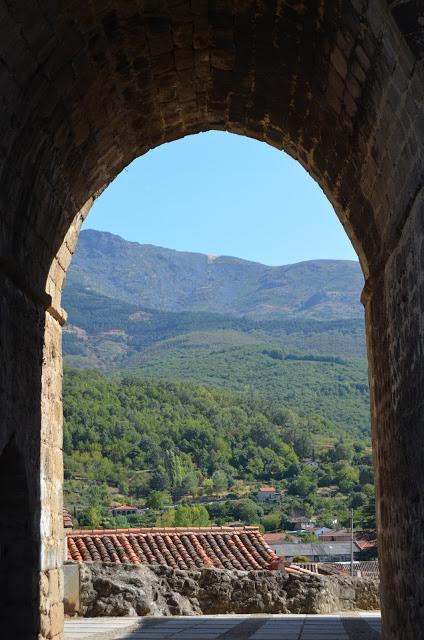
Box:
[0,1,424,638]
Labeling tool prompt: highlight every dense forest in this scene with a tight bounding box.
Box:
[63,368,374,531]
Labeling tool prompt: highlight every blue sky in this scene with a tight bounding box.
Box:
[85,131,357,266]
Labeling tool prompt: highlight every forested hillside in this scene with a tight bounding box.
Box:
[62,282,369,434]
[62,230,373,531]
[63,283,366,364]
[64,369,374,530]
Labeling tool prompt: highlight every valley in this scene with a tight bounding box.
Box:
[62,230,373,534]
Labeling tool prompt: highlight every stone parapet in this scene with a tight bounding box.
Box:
[67,562,380,618]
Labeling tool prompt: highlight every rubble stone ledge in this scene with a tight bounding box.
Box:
[74,562,380,617]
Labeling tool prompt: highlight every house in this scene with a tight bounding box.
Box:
[66,526,279,570]
[319,528,352,542]
[301,457,318,467]
[288,516,316,530]
[355,537,378,559]
[256,487,279,503]
[276,541,361,563]
[111,505,139,517]
[312,526,332,537]
[264,532,287,554]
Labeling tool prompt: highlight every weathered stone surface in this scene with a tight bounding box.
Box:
[77,563,380,618]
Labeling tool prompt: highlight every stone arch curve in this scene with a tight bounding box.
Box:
[1,2,424,639]
[3,0,408,303]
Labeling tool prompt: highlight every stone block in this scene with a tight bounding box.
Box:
[331,48,348,79]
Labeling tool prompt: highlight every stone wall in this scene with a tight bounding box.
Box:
[365,186,424,639]
[0,1,423,638]
[72,563,380,618]
[0,272,65,639]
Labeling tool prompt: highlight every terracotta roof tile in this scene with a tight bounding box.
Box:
[264,533,285,543]
[63,508,73,529]
[356,538,377,550]
[67,526,278,570]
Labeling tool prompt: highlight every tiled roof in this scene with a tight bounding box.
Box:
[258,487,276,492]
[264,532,286,544]
[276,542,362,557]
[319,528,350,537]
[63,508,73,529]
[67,526,278,570]
[356,538,377,551]
[317,560,379,578]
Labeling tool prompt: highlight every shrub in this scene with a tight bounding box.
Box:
[292,555,310,563]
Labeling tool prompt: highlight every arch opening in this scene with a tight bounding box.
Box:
[47,122,369,321]
[61,132,375,604]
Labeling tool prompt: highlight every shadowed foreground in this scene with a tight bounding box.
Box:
[65,613,381,639]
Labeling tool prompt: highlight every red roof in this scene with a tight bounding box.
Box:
[112,505,137,510]
[67,526,278,571]
[63,508,73,529]
[264,532,286,543]
[317,560,379,578]
[321,528,349,536]
[356,538,377,550]
[258,487,276,492]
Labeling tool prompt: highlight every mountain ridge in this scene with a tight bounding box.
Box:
[66,229,364,320]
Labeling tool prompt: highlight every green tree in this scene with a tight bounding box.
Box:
[350,492,366,509]
[293,433,314,458]
[180,471,199,496]
[287,473,317,498]
[233,499,262,524]
[332,440,353,462]
[261,512,281,531]
[212,470,228,494]
[150,468,170,491]
[359,466,374,485]
[202,478,214,496]
[301,532,319,542]
[112,515,129,528]
[86,483,110,509]
[293,555,310,563]
[246,457,264,478]
[80,506,102,528]
[163,450,186,499]
[146,490,170,509]
[156,504,210,527]
[129,475,150,498]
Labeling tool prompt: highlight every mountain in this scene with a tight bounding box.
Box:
[62,230,369,433]
[62,231,372,526]
[65,230,364,320]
